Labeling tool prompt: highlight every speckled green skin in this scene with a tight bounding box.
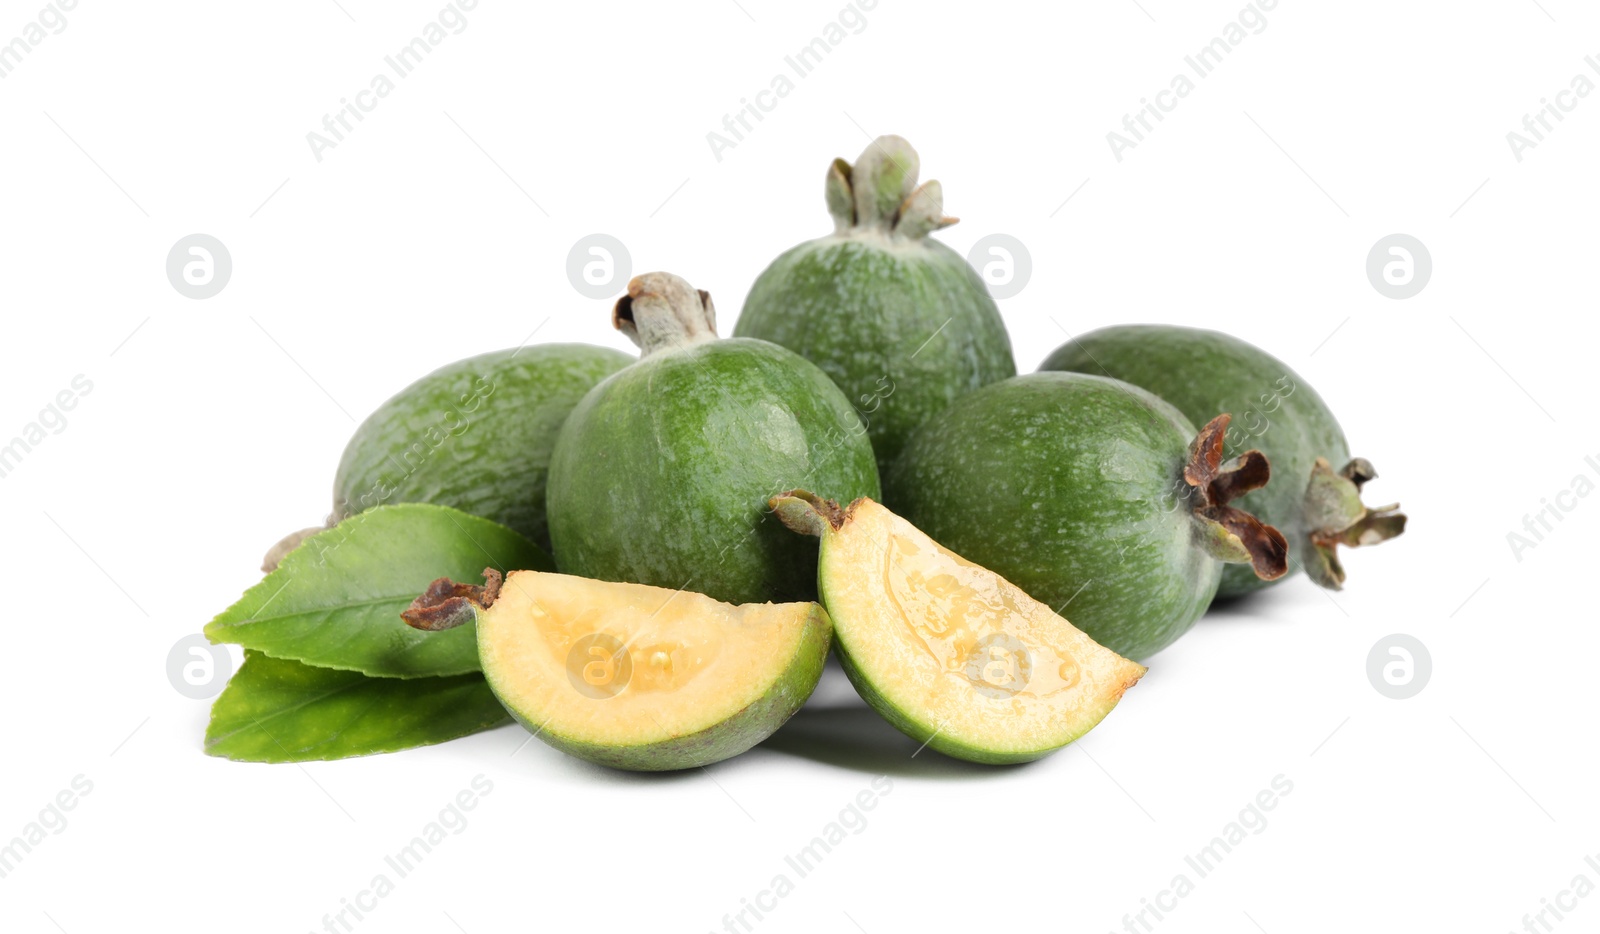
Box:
[1041,326,1349,596]
[889,372,1220,660]
[546,338,880,605]
[734,234,1015,506]
[335,344,632,554]
[496,606,832,772]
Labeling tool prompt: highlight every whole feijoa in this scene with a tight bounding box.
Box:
[733,135,1015,502]
[1040,326,1405,595]
[889,372,1288,660]
[546,272,880,605]
[332,344,632,554]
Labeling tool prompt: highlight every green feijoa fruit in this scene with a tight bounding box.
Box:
[333,343,632,554]
[733,135,1015,501]
[205,652,509,763]
[207,504,552,678]
[888,372,1288,660]
[401,570,831,772]
[1040,326,1405,594]
[770,492,1145,765]
[546,272,880,605]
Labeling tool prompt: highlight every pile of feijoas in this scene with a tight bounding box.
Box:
[202,136,1406,772]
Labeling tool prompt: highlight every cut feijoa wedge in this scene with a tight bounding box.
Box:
[402,570,830,771]
[771,492,1145,765]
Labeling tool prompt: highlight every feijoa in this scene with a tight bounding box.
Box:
[888,372,1288,659]
[1040,326,1405,594]
[546,273,880,605]
[333,343,632,553]
[403,569,831,771]
[772,492,1145,764]
[734,135,1015,500]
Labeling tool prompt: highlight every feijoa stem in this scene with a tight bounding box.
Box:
[402,568,503,631]
[826,136,957,241]
[1302,458,1407,589]
[612,272,718,357]
[1184,415,1290,580]
[769,489,852,538]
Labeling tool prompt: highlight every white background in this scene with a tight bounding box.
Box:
[2,1,1595,932]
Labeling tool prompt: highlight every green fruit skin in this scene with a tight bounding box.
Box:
[334,344,633,554]
[546,338,881,605]
[1040,326,1349,596]
[889,372,1220,661]
[734,235,1015,506]
[499,606,832,772]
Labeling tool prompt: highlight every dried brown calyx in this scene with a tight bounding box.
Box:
[401,567,504,631]
[1185,415,1290,581]
[1302,457,1407,589]
[769,489,855,538]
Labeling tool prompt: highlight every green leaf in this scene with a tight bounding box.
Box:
[205,652,510,762]
[206,504,551,678]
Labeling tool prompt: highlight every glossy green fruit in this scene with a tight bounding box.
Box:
[546,273,881,605]
[734,135,1015,501]
[403,570,831,771]
[771,493,1144,765]
[1040,326,1405,595]
[888,372,1287,659]
[333,343,632,553]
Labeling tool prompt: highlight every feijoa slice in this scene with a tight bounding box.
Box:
[772,492,1145,765]
[403,570,831,771]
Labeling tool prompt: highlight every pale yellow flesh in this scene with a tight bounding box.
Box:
[826,501,1146,755]
[479,571,815,746]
